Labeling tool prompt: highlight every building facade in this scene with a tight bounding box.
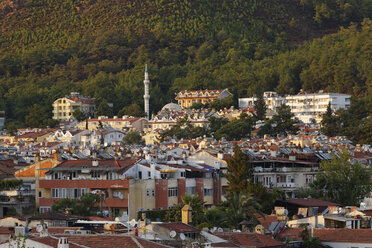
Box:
[176,89,232,108]
[36,159,136,217]
[286,91,351,123]
[238,91,351,123]
[52,92,95,121]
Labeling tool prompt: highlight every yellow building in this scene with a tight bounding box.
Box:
[175,89,232,108]
[52,92,95,121]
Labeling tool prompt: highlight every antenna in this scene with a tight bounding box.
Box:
[179,233,185,240]
[170,230,176,238]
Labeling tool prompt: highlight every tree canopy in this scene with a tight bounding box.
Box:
[0,0,370,133]
[304,149,372,206]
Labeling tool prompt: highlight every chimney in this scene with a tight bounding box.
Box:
[58,237,69,248]
[53,152,58,161]
[181,205,192,225]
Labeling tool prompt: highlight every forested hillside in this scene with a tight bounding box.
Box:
[0,0,371,128]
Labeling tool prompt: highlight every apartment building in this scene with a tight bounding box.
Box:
[252,157,319,198]
[124,160,221,220]
[239,91,286,112]
[52,92,95,121]
[176,89,232,108]
[286,91,351,123]
[238,91,351,123]
[36,159,136,217]
[77,116,147,132]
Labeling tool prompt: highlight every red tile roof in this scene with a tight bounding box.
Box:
[31,236,83,248]
[63,235,170,248]
[49,159,137,173]
[314,229,372,242]
[0,164,16,176]
[256,215,278,230]
[216,232,284,247]
[16,131,53,139]
[278,228,303,241]
[157,222,200,233]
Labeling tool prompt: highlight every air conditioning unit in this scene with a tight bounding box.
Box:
[64,230,76,235]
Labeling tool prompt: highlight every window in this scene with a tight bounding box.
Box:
[68,172,77,179]
[148,171,151,178]
[204,188,213,196]
[152,190,155,196]
[146,190,150,197]
[138,171,142,179]
[54,172,62,180]
[38,191,42,198]
[168,188,178,197]
[70,188,88,199]
[90,172,100,178]
[52,188,68,198]
[186,187,196,195]
[107,172,118,180]
[39,207,51,213]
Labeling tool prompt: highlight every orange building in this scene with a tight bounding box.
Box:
[175,89,232,108]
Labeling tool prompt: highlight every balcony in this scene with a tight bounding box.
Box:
[277,182,296,188]
[103,198,128,208]
[39,180,129,189]
[39,197,128,208]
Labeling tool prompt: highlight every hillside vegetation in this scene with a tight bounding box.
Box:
[0,0,371,128]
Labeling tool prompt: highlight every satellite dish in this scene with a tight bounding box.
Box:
[282,167,287,172]
[217,227,223,232]
[179,233,186,240]
[36,225,43,233]
[170,230,176,238]
[115,217,120,222]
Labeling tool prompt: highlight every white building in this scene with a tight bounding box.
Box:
[239,91,286,112]
[238,91,351,123]
[286,91,351,123]
[52,92,95,121]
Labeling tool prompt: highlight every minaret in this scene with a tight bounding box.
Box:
[143,64,150,120]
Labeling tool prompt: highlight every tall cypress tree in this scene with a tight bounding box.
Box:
[226,145,252,194]
[321,102,339,137]
[254,93,267,121]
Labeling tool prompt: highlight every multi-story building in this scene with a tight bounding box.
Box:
[252,157,319,198]
[52,92,95,121]
[124,159,221,220]
[238,91,351,123]
[36,159,136,217]
[176,89,232,108]
[286,91,351,123]
[77,116,147,132]
[239,91,286,112]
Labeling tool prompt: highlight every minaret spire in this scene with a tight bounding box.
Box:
[143,64,150,120]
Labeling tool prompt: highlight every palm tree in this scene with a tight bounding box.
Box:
[224,192,262,229]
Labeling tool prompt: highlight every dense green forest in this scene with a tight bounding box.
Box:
[0,0,371,129]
